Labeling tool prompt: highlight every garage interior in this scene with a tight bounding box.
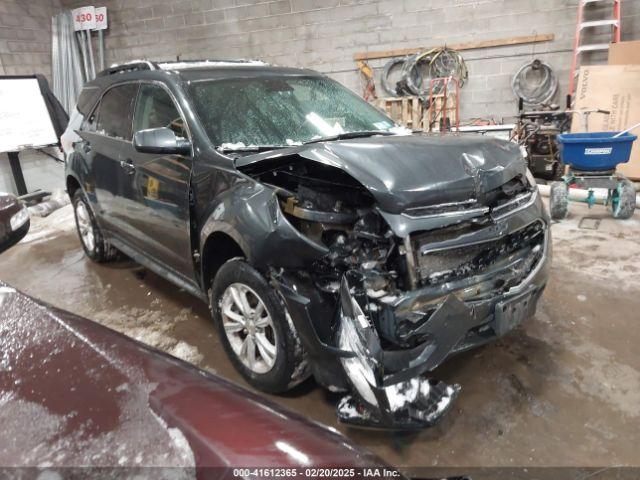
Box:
[2,0,640,477]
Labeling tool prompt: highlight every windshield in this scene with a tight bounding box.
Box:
[187,76,397,149]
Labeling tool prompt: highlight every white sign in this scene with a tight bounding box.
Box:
[585,147,613,155]
[94,7,108,30]
[0,78,58,153]
[72,6,96,31]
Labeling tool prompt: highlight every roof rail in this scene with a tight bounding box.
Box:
[97,60,158,77]
[156,59,268,70]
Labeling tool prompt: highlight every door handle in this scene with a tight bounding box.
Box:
[120,159,136,175]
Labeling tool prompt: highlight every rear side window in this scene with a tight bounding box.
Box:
[76,86,100,116]
[133,84,187,138]
[96,83,138,140]
[83,106,99,132]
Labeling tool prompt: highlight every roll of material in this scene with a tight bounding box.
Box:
[380,48,468,98]
[512,59,558,106]
[537,183,640,208]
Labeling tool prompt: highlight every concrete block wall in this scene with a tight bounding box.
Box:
[0,0,60,82]
[60,0,640,121]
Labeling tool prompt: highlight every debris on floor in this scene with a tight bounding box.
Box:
[578,217,601,230]
[20,203,75,245]
[26,189,70,218]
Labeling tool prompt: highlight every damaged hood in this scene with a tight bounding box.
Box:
[236,134,527,214]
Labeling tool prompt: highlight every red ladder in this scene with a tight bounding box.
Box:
[568,0,622,95]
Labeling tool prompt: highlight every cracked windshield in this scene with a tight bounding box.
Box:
[188,76,397,149]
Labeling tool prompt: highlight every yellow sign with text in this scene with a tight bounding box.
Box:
[147,177,159,200]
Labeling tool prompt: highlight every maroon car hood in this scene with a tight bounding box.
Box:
[0,282,382,471]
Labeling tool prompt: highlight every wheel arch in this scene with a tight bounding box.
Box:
[201,230,247,292]
[66,174,82,200]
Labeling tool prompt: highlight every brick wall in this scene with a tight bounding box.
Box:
[59,0,640,120]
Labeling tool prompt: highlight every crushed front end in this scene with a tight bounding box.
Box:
[239,142,550,429]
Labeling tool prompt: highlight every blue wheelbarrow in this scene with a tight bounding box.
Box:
[549,131,638,220]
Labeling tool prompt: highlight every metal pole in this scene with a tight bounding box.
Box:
[85,29,95,79]
[77,31,90,80]
[8,152,28,196]
[98,29,104,71]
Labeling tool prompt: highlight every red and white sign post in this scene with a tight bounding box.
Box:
[94,7,108,70]
[72,6,96,31]
[71,6,108,77]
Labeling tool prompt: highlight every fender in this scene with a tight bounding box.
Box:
[65,153,92,198]
[198,180,327,272]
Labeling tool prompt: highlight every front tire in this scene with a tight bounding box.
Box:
[210,259,308,393]
[72,190,118,262]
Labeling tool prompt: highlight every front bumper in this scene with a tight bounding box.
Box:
[274,197,550,430]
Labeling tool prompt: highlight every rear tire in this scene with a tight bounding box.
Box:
[72,190,118,263]
[549,181,569,220]
[612,179,636,220]
[210,259,309,393]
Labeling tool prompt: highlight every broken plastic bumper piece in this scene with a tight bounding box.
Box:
[336,276,462,429]
[337,379,460,429]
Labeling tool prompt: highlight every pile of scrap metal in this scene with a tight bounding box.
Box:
[512,99,570,180]
[511,59,566,180]
[381,47,468,98]
[511,59,558,107]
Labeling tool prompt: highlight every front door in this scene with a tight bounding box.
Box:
[119,83,195,280]
[78,83,138,238]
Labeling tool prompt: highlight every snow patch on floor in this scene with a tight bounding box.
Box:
[20,204,75,245]
[170,341,204,365]
[92,306,204,365]
[547,199,640,291]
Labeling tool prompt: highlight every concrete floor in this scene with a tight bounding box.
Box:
[2,198,640,470]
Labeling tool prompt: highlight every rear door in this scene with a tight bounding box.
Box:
[118,82,195,279]
[77,83,138,236]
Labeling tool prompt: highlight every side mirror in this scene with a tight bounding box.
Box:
[133,127,191,155]
[0,193,30,255]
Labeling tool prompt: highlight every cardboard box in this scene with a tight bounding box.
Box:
[572,64,640,179]
[609,40,640,65]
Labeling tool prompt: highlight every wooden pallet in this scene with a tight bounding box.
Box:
[374,96,428,131]
[375,93,459,132]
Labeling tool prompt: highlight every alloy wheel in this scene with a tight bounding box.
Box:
[220,282,277,374]
[75,201,95,253]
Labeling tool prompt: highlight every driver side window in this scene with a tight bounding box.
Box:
[133,84,186,139]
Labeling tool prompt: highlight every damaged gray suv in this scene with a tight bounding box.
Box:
[65,60,550,429]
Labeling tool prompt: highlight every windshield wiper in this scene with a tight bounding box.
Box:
[217,145,289,153]
[303,130,395,145]
[218,130,395,152]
